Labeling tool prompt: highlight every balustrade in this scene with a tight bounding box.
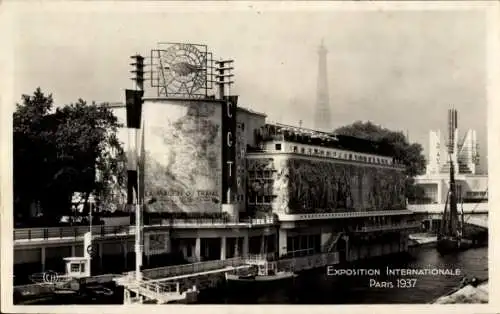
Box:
[136,257,245,280]
[14,217,277,242]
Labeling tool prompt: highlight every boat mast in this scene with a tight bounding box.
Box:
[460,199,465,237]
[448,157,458,236]
[445,108,459,238]
[439,191,449,239]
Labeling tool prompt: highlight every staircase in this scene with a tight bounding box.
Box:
[117,275,195,304]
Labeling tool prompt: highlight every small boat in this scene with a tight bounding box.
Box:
[436,236,472,254]
[225,257,297,283]
[53,289,78,295]
[436,153,473,254]
[225,271,296,282]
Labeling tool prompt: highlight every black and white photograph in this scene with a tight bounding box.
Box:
[1,1,498,311]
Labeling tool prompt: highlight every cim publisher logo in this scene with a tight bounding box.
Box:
[43,271,60,284]
[29,271,61,285]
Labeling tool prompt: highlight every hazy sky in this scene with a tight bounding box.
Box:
[10,3,489,171]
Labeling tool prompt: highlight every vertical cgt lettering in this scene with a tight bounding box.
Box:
[222,97,238,204]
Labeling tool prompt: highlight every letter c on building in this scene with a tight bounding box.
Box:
[227,102,233,118]
[227,132,233,147]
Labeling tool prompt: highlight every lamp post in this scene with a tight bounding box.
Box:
[134,194,142,281]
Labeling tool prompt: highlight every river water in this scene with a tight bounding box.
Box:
[199,246,488,304]
[18,246,487,305]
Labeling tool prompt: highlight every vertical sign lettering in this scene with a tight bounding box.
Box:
[222,96,238,203]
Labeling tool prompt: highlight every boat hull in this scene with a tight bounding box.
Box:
[437,237,472,254]
[225,272,296,283]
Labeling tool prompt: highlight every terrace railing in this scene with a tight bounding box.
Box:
[13,217,278,242]
[14,225,134,241]
[135,257,246,280]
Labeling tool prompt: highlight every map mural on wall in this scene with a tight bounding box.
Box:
[143,100,222,212]
[247,157,406,215]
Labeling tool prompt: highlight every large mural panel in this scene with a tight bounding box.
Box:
[247,157,406,215]
[143,100,222,212]
[247,158,276,217]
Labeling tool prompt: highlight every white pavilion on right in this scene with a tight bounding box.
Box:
[413,110,487,205]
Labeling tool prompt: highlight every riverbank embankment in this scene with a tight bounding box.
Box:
[433,281,488,304]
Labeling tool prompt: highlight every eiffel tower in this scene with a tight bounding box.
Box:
[314,39,332,132]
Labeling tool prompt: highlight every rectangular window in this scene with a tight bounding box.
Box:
[71,263,80,273]
[80,263,86,273]
[275,143,282,151]
[293,146,298,153]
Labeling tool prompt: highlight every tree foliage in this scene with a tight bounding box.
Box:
[334,121,427,200]
[13,88,126,223]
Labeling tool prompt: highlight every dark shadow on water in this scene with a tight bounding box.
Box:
[16,247,488,305]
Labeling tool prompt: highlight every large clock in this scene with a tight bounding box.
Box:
[159,43,208,97]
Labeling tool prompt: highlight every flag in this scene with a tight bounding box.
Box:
[125,89,143,206]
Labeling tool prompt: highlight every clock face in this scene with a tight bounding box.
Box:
[160,43,208,97]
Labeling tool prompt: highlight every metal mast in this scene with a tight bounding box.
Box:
[446,108,459,237]
[128,54,145,282]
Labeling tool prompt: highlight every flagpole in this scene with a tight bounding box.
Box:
[129,54,145,283]
[135,166,142,282]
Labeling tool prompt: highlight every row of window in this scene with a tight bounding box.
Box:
[274,143,394,165]
[466,191,487,197]
[247,195,274,205]
[247,170,274,179]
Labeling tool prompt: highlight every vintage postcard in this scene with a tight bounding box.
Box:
[1,1,499,313]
